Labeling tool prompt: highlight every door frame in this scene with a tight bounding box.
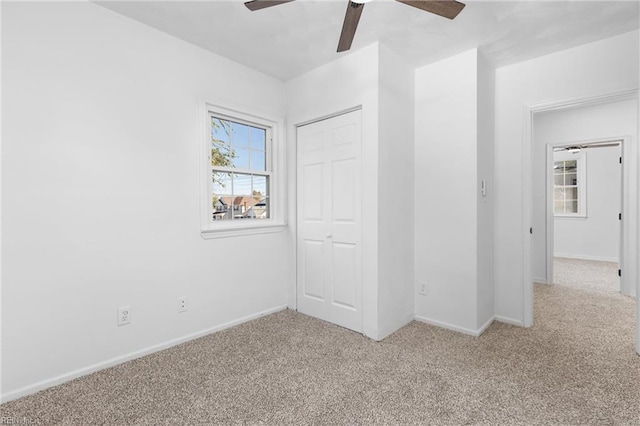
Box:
[522,89,639,353]
[544,138,625,292]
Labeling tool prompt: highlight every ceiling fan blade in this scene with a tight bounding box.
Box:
[244,0,294,11]
[337,1,365,52]
[395,0,465,20]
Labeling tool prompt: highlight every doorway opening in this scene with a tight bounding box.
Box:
[524,90,639,354]
[546,140,622,294]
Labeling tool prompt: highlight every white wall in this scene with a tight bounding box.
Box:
[285,43,380,339]
[377,44,415,339]
[532,100,635,272]
[414,49,479,333]
[494,30,639,323]
[1,2,288,400]
[476,51,495,328]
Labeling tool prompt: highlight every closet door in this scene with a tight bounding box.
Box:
[296,110,362,333]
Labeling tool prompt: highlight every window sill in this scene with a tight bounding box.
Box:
[200,222,286,239]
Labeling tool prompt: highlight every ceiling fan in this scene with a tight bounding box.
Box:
[553,142,621,153]
[244,0,466,52]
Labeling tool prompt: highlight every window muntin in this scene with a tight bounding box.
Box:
[210,116,271,222]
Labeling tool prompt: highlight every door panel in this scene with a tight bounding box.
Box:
[331,158,356,222]
[302,163,324,221]
[331,242,358,309]
[302,240,325,301]
[296,110,362,333]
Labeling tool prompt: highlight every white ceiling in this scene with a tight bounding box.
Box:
[96,0,640,81]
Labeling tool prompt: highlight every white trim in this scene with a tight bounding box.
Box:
[295,106,362,128]
[527,89,638,113]
[533,277,548,284]
[200,222,286,239]
[0,305,287,403]
[554,254,619,263]
[522,105,534,328]
[414,315,495,337]
[494,315,524,327]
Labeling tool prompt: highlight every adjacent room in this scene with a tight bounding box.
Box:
[2,0,639,423]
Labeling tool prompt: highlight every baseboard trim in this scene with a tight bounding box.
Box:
[533,277,548,284]
[494,315,524,327]
[1,305,288,403]
[554,254,618,263]
[414,315,493,337]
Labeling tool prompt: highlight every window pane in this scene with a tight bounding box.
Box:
[232,173,252,219]
[565,187,577,201]
[554,200,564,214]
[231,122,249,148]
[211,118,235,168]
[564,160,577,173]
[566,200,578,213]
[250,127,266,151]
[554,187,565,201]
[233,173,252,196]
[554,174,564,185]
[565,173,577,185]
[252,175,269,219]
[212,172,232,221]
[232,147,250,169]
[212,172,232,196]
[211,118,230,144]
[250,150,266,171]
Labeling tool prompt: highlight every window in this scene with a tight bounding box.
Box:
[210,117,270,221]
[201,102,284,238]
[553,151,586,217]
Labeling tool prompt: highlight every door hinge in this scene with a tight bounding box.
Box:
[619,213,622,220]
[618,269,622,277]
[530,227,533,235]
[619,156,622,164]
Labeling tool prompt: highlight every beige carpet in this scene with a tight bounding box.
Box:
[1,284,638,425]
[554,257,620,293]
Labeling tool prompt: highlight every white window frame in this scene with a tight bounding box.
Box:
[200,100,285,239]
[553,150,587,218]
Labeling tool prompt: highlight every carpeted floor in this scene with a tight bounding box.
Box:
[554,257,620,293]
[1,284,638,425]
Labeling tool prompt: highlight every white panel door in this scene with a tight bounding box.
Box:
[297,110,362,333]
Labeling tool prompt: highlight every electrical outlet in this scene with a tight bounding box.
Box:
[178,297,188,313]
[118,306,131,326]
[418,281,429,296]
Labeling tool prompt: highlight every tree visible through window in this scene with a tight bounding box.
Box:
[210,115,270,221]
